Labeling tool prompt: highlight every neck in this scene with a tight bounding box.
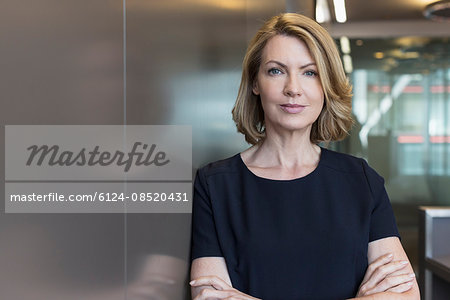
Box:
[254,126,320,168]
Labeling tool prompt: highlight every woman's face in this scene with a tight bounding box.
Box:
[253,35,324,135]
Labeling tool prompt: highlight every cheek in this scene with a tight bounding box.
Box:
[258,80,281,100]
[319,94,325,106]
[315,98,325,119]
[316,97,325,114]
[310,84,325,105]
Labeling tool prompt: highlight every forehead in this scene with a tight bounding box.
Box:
[261,34,315,64]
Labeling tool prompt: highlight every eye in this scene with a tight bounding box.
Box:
[268,68,283,75]
[304,70,318,77]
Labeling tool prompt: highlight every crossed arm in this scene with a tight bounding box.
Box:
[190,237,420,300]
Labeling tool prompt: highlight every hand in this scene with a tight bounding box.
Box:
[356,253,416,297]
[190,275,261,300]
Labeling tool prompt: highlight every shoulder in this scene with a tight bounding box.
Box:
[321,147,383,181]
[196,153,241,179]
[320,147,366,173]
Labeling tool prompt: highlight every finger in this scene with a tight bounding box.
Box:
[369,260,409,283]
[190,276,232,291]
[362,273,416,295]
[193,288,235,300]
[360,253,394,284]
[362,260,409,291]
[358,261,409,296]
[386,281,414,293]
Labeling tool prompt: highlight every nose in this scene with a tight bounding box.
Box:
[283,75,302,97]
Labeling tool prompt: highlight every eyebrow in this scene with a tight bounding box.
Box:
[265,60,316,69]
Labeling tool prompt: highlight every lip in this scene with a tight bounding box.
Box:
[279,104,307,114]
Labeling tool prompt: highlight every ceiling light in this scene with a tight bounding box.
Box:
[374,52,384,59]
[333,0,347,23]
[316,0,331,23]
[424,1,450,22]
[403,52,420,59]
[386,49,421,59]
[340,36,351,54]
[343,54,353,73]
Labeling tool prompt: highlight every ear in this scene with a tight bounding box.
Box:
[252,80,260,95]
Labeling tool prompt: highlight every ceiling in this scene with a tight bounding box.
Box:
[288,0,446,21]
[344,36,448,73]
[297,0,450,73]
[128,0,449,73]
[331,0,438,21]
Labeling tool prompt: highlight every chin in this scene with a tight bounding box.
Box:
[275,121,314,132]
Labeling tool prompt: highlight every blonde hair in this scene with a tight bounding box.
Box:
[232,13,353,145]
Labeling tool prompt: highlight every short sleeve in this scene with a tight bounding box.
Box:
[362,160,401,242]
[190,168,223,261]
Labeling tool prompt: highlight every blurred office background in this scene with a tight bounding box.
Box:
[0,0,449,299]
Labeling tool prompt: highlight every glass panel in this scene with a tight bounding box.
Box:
[343,37,449,205]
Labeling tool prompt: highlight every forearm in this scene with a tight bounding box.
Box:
[190,257,233,298]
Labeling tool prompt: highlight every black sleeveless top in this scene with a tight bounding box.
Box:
[191,147,400,300]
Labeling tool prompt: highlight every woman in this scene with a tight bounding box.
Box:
[190,13,420,300]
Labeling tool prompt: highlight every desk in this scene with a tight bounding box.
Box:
[419,207,450,299]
